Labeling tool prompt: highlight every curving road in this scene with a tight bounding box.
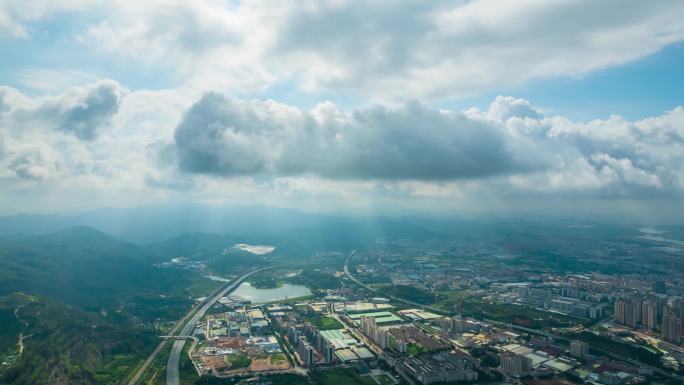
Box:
[166,266,274,385]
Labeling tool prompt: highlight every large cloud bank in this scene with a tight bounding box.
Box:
[2,1,684,100]
[173,93,538,180]
[1,82,682,215]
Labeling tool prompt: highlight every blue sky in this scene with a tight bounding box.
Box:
[498,43,682,119]
[2,4,683,120]
[3,28,683,121]
[0,1,683,221]
[444,42,684,121]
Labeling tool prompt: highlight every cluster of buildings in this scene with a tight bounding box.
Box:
[614,294,683,345]
[187,284,683,385]
[183,229,684,384]
[352,310,482,384]
[494,338,663,385]
[332,300,393,313]
[270,303,378,368]
[491,281,607,320]
[201,307,270,341]
[357,315,449,354]
[437,315,492,338]
[294,333,316,368]
[269,297,484,385]
[499,343,579,377]
[192,304,291,376]
[393,352,479,385]
[383,309,667,385]
[352,244,684,376]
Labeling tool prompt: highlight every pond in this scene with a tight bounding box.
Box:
[232,282,311,303]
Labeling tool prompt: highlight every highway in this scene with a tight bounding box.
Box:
[166,266,274,385]
[126,287,217,385]
[343,252,684,383]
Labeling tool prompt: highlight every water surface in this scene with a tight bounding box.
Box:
[232,282,311,303]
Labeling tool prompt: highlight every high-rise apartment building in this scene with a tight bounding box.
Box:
[500,353,532,377]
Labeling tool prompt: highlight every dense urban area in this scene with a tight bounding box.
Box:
[137,223,684,385]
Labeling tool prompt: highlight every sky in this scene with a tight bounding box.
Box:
[0,1,683,222]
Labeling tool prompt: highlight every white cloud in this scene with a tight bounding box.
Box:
[3,1,684,101]
[0,0,98,38]
[0,79,682,217]
[591,153,662,189]
[172,94,536,180]
[16,68,98,92]
[169,93,684,198]
[0,80,153,186]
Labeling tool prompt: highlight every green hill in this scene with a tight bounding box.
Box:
[0,227,222,385]
[0,227,199,314]
[0,292,158,385]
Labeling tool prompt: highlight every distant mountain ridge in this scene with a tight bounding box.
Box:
[0,226,182,311]
[0,203,443,245]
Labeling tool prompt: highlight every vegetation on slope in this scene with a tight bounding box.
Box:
[0,227,223,385]
[0,293,158,385]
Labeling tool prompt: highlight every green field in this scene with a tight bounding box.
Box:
[304,315,344,330]
[383,285,437,304]
[270,353,287,364]
[311,368,377,385]
[228,354,252,369]
[460,299,584,328]
[571,332,661,366]
[430,289,469,311]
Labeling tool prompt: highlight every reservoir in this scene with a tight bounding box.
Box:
[232,282,311,303]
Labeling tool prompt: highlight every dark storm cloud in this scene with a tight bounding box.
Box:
[173,92,538,180]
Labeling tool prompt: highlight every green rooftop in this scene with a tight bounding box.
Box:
[348,311,403,324]
[347,311,395,319]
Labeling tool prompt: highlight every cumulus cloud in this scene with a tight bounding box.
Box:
[483,96,541,123]
[6,80,126,141]
[171,93,684,198]
[0,80,682,217]
[173,93,537,180]
[590,153,662,188]
[7,147,59,180]
[36,80,125,140]
[3,1,684,100]
[0,80,145,184]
